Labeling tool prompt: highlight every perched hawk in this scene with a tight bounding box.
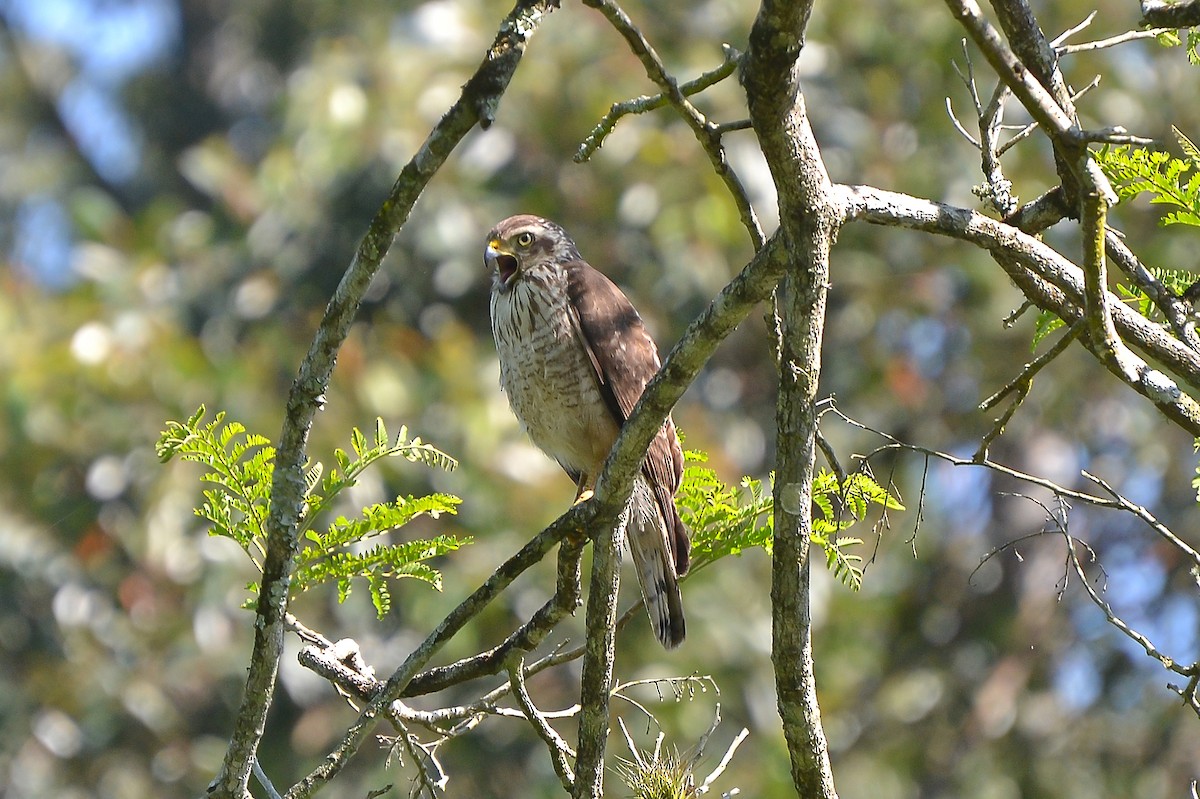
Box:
[485,215,689,648]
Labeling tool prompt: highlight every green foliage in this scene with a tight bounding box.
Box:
[1079,130,1200,326]
[156,406,275,559]
[1095,129,1200,229]
[1115,264,1199,317]
[1032,310,1067,351]
[810,468,905,590]
[1156,28,1200,65]
[157,406,467,617]
[678,452,903,590]
[678,451,774,573]
[1031,130,1200,349]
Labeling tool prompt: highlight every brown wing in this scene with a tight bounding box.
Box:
[565,259,690,576]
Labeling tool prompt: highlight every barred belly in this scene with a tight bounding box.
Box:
[490,275,620,480]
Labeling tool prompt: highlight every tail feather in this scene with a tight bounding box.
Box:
[625,476,686,648]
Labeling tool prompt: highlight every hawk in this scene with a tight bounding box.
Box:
[485,214,689,648]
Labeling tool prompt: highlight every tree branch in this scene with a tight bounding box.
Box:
[575,45,742,162]
[581,0,765,248]
[1105,231,1200,351]
[743,0,842,796]
[1063,533,1197,679]
[286,504,590,798]
[843,185,1200,435]
[401,529,586,697]
[975,323,1081,460]
[571,512,621,799]
[509,655,576,792]
[1141,0,1200,28]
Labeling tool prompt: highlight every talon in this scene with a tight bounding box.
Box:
[574,488,595,504]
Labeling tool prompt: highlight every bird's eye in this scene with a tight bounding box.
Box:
[516,232,535,247]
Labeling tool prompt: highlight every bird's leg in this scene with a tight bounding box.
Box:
[574,474,595,504]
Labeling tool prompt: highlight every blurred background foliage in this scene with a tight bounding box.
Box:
[1,0,1198,796]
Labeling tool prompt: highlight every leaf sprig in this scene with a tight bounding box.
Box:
[1032,130,1200,348]
[810,469,904,590]
[678,451,903,590]
[1096,128,1200,229]
[157,406,467,617]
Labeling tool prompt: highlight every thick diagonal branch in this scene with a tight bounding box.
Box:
[844,186,1200,435]
[1141,0,1200,28]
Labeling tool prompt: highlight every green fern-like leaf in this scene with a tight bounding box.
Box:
[309,420,457,535]
[1095,133,1200,230]
[294,536,466,618]
[159,406,466,617]
[1160,27,1200,63]
[810,469,903,590]
[678,451,902,590]
[679,451,774,573]
[1031,310,1066,351]
[156,405,274,553]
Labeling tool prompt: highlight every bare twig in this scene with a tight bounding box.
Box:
[975,322,1080,460]
[252,758,283,799]
[509,656,576,792]
[1073,126,1155,145]
[945,96,983,149]
[1080,471,1200,571]
[581,0,765,249]
[979,322,1080,412]
[576,45,741,161]
[1048,8,1172,56]
[1050,10,1097,45]
[996,75,1100,157]
[1058,28,1175,55]
[712,118,754,135]
[383,723,447,798]
[697,728,750,795]
[1173,676,1200,719]
[1063,533,1196,678]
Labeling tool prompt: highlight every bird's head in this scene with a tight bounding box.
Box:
[485,215,580,293]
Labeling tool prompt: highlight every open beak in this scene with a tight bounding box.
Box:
[485,240,520,290]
